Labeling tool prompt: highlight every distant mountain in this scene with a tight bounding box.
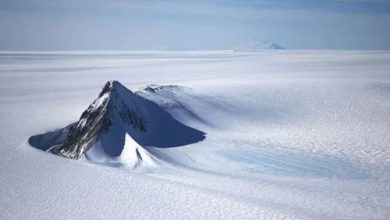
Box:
[234,40,285,52]
[262,41,285,50]
[29,81,205,168]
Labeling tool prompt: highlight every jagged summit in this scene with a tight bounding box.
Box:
[52,80,146,160]
[30,80,205,168]
[99,80,132,97]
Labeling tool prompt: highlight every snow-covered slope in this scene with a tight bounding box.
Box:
[1,50,390,219]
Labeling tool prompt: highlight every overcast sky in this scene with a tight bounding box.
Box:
[0,0,390,50]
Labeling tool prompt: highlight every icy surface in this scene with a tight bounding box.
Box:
[1,50,390,219]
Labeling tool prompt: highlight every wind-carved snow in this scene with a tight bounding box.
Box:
[85,133,157,169]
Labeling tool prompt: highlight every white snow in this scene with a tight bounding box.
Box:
[85,133,157,169]
[0,50,390,219]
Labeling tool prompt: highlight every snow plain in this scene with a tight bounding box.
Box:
[0,50,390,219]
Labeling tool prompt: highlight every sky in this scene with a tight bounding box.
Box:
[0,0,390,50]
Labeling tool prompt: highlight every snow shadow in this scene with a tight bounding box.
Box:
[29,124,74,151]
[117,89,206,150]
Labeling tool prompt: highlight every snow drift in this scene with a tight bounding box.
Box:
[28,80,206,168]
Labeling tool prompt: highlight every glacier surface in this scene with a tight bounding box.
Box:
[0,50,390,219]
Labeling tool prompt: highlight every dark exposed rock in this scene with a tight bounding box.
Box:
[55,81,146,159]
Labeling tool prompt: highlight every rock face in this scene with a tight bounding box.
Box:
[46,80,205,165]
[52,81,146,159]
